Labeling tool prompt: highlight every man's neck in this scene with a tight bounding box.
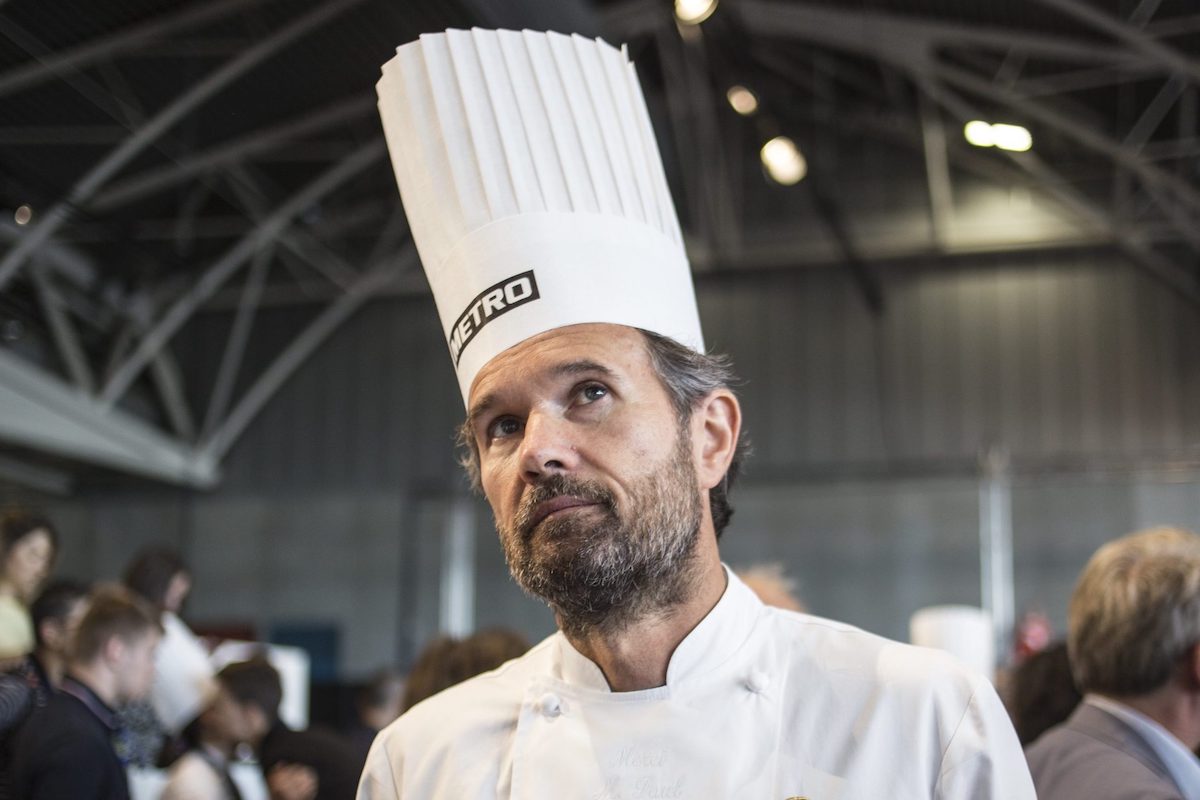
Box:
[1107,687,1200,751]
[562,551,728,692]
[67,662,118,707]
[33,648,64,688]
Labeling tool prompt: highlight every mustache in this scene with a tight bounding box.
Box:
[514,475,616,538]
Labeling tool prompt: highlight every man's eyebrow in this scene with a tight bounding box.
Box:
[551,359,614,379]
[466,360,615,427]
[466,393,497,429]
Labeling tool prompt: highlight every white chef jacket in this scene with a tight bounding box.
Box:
[359,569,1034,799]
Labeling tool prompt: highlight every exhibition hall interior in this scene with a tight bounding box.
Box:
[1,0,1199,796]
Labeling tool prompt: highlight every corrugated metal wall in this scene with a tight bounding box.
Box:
[43,251,1200,675]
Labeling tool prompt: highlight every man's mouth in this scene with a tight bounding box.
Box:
[526,496,601,532]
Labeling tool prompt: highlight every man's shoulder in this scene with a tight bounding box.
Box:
[373,633,553,752]
[761,607,985,697]
[1025,707,1182,799]
[14,690,105,745]
[9,691,119,794]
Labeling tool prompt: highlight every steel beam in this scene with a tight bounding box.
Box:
[0,222,96,288]
[0,454,73,496]
[653,26,712,257]
[736,2,1159,68]
[1035,0,1200,85]
[0,348,217,487]
[1145,14,1200,37]
[934,64,1200,217]
[924,80,1200,304]
[224,170,359,290]
[0,126,129,145]
[1123,74,1188,154]
[0,0,367,293]
[29,265,95,393]
[98,139,386,406]
[1129,0,1163,27]
[201,246,273,439]
[917,87,954,246]
[737,2,1200,229]
[90,95,376,212]
[198,247,415,464]
[1015,63,1159,98]
[0,0,273,97]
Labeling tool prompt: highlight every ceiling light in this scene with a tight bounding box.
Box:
[760,136,807,185]
[726,86,758,116]
[991,123,1032,152]
[13,205,32,226]
[963,121,994,148]
[675,0,717,25]
[964,121,1032,152]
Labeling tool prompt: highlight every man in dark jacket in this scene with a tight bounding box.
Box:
[8,586,161,800]
[220,657,364,800]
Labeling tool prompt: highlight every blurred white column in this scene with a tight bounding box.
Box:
[440,497,476,636]
[979,447,1015,669]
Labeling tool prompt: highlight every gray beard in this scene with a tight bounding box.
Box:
[497,428,703,638]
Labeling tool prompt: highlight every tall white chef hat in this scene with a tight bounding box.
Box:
[376,28,703,404]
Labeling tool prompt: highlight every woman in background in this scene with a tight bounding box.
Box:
[0,510,57,660]
[118,546,216,767]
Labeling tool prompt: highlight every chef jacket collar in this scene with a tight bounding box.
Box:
[555,565,762,692]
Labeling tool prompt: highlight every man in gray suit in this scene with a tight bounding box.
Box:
[1026,527,1200,799]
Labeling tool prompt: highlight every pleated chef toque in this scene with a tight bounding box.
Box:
[377,28,703,404]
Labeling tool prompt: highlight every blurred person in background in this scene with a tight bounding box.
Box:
[734,563,806,612]
[348,670,405,761]
[0,510,57,660]
[220,657,363,800]
[401,628,530,712]
[1026,527,1200,799]
[21,579,91,691]
[1005,640,1082,746]
[8,585,161,800]
[119,547,216,767]
[160,661,259,800]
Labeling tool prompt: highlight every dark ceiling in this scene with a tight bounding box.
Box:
[0,0,1198,492]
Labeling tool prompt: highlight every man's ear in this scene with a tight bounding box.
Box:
[102,635,126,667]
[691,389,741,491]
[38,620,60,650]
[1184,642,1200,691]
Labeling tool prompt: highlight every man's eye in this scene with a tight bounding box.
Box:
[579,384,608,403]
[487,417,522,439]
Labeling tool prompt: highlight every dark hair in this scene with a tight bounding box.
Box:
[72,585,161,664]
[1006,641,1082,746]
[30,579,89,648]
[217,657,282,723]
[455,328,749,537]
[403,628,529,711]
[638,329,748,537]
[357,669,405,713]
[0,509,57,562]
[122,547,187,611]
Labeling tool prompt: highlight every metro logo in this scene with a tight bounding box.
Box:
[448,270,540,365]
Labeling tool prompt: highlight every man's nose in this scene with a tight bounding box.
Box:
[518,412,579,483]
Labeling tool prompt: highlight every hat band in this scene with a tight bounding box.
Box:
[429,212,703,404]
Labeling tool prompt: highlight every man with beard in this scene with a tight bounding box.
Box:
[361,28,1033,799]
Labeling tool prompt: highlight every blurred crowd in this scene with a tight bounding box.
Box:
[0,507,531,800]
[1,503,1197,799]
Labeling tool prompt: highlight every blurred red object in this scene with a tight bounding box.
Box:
[1013,611,1054,663]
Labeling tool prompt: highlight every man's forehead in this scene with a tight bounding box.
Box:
[467,325,648,411]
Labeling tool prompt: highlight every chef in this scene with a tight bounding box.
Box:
[362,28,1035,799]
